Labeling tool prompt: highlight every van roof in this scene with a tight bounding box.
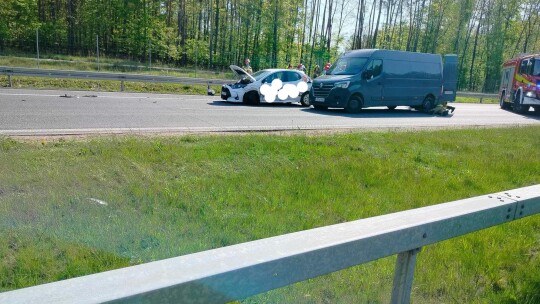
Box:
[342,49,441,63]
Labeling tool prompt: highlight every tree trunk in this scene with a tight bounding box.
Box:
[67,0,76,55]
[469,2,484,91]
[272,0,279,67]
[326,0,333,51]
[178,0,187,64]
[371,0,383,48]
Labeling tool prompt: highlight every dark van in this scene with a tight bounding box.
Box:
[310,49,457,113]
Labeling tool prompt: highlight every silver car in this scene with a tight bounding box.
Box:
[220,65,312,106]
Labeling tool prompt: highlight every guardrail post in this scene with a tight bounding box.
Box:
[390,247,421,304]
[120,80,125,92]
[8,74,12,87]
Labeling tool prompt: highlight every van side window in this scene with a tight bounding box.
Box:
[365,59,383,79]
[372,60,383,77]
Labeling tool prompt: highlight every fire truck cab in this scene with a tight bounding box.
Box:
[500,54,540,113]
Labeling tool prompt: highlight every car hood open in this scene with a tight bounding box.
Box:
[230,65,256,83]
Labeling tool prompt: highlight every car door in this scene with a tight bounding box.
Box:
[260,72,284,103]
[362,59,383,106]
[282,71,304,102]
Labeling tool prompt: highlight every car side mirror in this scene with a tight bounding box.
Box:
[362,70,373,80]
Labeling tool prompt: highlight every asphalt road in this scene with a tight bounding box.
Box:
[1,88,539,136]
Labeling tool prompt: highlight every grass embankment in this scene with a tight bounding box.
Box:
[0,54,227,94]
[0,55,233,79]
[1,127,539,303]
[455,96,499,104]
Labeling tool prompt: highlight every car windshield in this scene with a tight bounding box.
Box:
[252,70,272,81]
[326,57,369,75]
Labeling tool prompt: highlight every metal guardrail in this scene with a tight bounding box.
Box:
[1,185,539,304]
[1,66,500,100]
[457,91,498,98]
[0,66,229,91]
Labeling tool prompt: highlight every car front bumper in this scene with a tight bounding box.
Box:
[221,86,243,102]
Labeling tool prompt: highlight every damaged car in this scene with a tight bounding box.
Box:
[221,65,312,106]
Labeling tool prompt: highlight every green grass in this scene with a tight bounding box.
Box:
[1,127,539,303]
[455,96,499,104]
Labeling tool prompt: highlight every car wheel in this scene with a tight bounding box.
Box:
[387,106,397,110]
[346,95,363,113]
[533,106,540,113]
[313,105,328,110]
[243,91,260,105]
[512,91,529,114]
[300,93,311,107]
[421,95,435,112]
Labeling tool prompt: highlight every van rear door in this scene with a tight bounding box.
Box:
[442,55,458,102]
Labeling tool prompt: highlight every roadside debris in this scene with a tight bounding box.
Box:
[60,94,78,98]
[207,83,215,96]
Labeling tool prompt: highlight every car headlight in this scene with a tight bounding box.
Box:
[334,81,350,89]
[526,91,535,97]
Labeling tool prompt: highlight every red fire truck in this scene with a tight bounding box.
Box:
[499,54,540,113]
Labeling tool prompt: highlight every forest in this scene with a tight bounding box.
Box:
[0,0,539,92]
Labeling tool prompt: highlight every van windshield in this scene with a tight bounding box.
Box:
[326,57,369,75]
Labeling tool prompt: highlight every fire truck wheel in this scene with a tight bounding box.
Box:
[499,93,510,110]
[512,91,529,114]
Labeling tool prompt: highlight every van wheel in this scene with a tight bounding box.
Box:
[421,95,434,112]
[346,95,363,113]
[243,91,260,105]
[512,91,528,114]
[387,106,397,110]
[300,93,311,107]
